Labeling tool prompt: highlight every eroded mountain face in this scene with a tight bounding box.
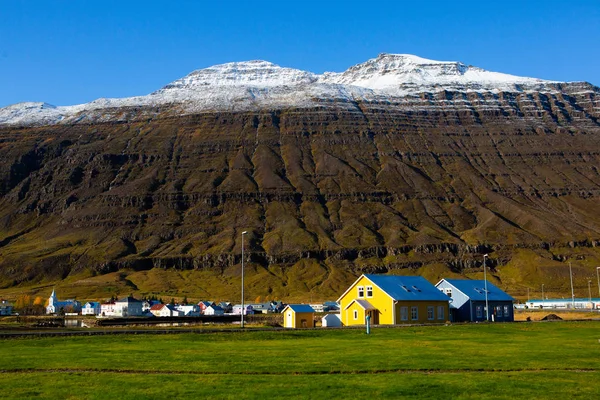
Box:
[1,55,599,300]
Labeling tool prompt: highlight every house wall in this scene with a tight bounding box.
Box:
[435,281,468,309]
[293,311,314,328]
[461,301,514,322]
[393,301,449,324]
[339,276,394,326]
[344,302,368,326]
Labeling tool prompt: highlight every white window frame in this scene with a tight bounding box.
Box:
[411,306,418,320]
[357,286,364,298]
[400,306,408,321]
[427,306,434,320]
[504,305,510,317]
[353,310,358,320]
[366,286,373,298]
[437,306,444,320]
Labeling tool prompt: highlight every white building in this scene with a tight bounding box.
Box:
[232,304,254,315]
[114,296,143,317]
[46,289,82,314]
[204,305,225,316]
[150,304,183,317]
[321,313,341,327]
[100,302,116,317]
[176,304,201,316]
[82,302,101,316]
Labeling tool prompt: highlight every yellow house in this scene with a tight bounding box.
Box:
[337,274,450,326]
[281,304,315,328]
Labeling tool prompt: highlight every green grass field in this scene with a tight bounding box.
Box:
[1,322,599,399]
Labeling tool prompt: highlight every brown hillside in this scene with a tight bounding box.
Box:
[1,89,600,301]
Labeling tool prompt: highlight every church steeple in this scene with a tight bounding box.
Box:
[49,288,56,306]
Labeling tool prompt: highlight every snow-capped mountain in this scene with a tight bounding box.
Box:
[0,53,591,127]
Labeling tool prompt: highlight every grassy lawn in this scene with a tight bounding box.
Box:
[1,322,599,399]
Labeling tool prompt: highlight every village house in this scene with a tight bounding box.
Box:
[150,303,182,317]
[282,304,315,328]
[100,301,116,317]
[436,279,515,322]
[232,304,254,315]
[338,274,450,326]
[142,300,161,313]
[321,313,341,327]
[176,304,201,316]
[82,302,101,316]
[204,304,225,316]
[46,289,82,314]
[114,296,143,317]
[218,302,233,313]
[0,299,13,316]
[197,301,214,313]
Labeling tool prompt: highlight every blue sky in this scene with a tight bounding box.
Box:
[1,0,599,108]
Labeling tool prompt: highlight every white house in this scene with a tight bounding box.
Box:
[204,305,225,316]
[321,313,342,327]
[100,301,116,317]
[82,302,101,316]
[232,304,254,315]
[150,304,183,317]
[46,289,82,314]
[0,299,13,316]
[142,300,161,313]
[176,304,201,316]
[114,296,143,317]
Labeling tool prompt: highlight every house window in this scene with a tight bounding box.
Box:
[496,305,503,317]
[411,306,418,320]
[503,305,510,317]
[357,286,364,298]
[427,306,434,320]
[476,305,483,318]
[353,310,358,320]
[366,286,373,297]
[437,306,444,320]
[401,306,408,321]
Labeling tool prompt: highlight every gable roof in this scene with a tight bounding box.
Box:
[344,299,376,311]
[282,304,315,313]
[206,305,224,311]
[84,302,100,307]
[363,274,450,302]
[441,279,514,302]
[150,304,165,311]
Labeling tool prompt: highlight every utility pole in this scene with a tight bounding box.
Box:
[588,280,592,303]
[569,262,575,308]
[241,231,247,328]
[541,284,545,307]
[483,254,489,321]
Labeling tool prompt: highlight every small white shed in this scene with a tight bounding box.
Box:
[321,313,341,327]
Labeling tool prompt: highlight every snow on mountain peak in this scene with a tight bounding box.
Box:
[323,53,547,90]
[156,60,317,93]
[0,53,573,127]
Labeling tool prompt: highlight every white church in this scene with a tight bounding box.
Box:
[46,289,82,314]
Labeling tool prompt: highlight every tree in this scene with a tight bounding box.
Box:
[169,298,175,306]
[182,296,188,305]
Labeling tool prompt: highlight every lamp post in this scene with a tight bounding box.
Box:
[483,254,489,321]
[596,267,600,298]
[588,280,592,303]
[569,262,575,308]
[541,284,545,308]
[241,231,248,328]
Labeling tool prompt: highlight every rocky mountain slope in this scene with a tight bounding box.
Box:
[1,54,599,302]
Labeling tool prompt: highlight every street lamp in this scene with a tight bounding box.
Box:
[596,267,600,298]
[483,254,489,321]
[541,284,545,308]
[588,280,592,303]
[569,262,575,308]
[241,231,248,328]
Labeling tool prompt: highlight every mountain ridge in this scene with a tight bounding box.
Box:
[1,53,595,128]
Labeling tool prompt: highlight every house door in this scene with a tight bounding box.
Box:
[366,310,379,325]
[286,312,293,327]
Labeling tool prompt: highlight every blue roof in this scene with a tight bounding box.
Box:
[365,274,450,301]
[284,304,315,313]
[443,279,514,302]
